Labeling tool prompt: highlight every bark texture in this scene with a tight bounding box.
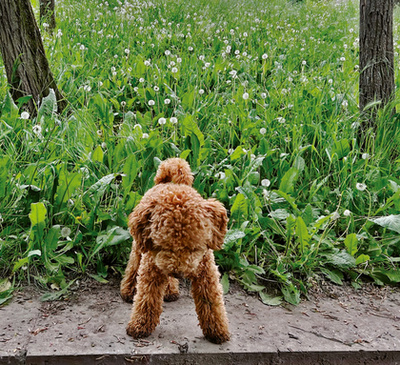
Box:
[40,0,56,34]
[359,0,394,122]
[0,0,66,114]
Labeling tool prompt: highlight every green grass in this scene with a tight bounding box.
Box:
[1,0,400,304]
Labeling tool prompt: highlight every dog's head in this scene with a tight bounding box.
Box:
[154,158,194,186]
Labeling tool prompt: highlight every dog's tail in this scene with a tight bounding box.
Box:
[154,158,194,186]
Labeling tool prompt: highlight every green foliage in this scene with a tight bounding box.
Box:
[0,0,400,302]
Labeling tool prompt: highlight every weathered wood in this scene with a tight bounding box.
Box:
[359,0,394,125]
[0,0,66,115]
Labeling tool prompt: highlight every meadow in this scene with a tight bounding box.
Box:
[0,0,400,304]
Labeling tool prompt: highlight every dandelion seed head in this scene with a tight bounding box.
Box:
[261,179,270,187]
[356,183,367,191]
[21,111,30,120]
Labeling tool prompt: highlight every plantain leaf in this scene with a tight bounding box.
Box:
[92,145,104,163]
[230,193,248,222]
[320,267,343,285]
[282,284,301,305]
[296,216,310,251]
[260,292,282,306]
[369,215,400,234]
[224,229,246,245]
[221,273,230,294]
[324,250,356,270]
[0,156,10,199]
[122,154,139,195]
[344,233,358,256]
[279,167,299,194]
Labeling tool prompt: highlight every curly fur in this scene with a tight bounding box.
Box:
[120,158,230,344]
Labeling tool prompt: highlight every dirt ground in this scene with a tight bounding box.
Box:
[1,277,400,365]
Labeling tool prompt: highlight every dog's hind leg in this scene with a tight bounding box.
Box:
[126,254,168,338]
[120,240,141,302]
[191,250,230,344]
[164,277,180,302]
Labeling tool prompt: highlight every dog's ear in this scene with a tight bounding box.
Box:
[128,203,153,253]
[203,198,228,251]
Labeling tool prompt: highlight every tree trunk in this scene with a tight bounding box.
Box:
[0,0,66,115]
[359,0,394,126]
[39,0,56,34]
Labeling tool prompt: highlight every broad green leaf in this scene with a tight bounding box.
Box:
[286,214,296,241]
[371,269,400,285]
[85,173,117,200]
[324,250,356,270]
[2,92,19,121]
[293,155,305,173]
[125,191,142,212]
[282,285,301,305]
[122,154,138,194]
[0,156,10,198]
[275,190,299,213]
[356,254,370,265]
[236,184,262,217]
[384,270,400,283]
[28,250,42,257]
[302,204,314,226]
[231,193,248,222]
[221,272,230,294]
[312,214,333,231]
[38,88,57,120]
[182,88,195,109]
[44,226,61,255]
[244,283,265,292]
[40,279,76,302]
[269,209,290,220]
[13,257,29,271]
[344,233,358,256]
[332,139,350,160]
[0,294,13,306]
[230,146,246,162]
[0,279,12,293]
[89,226,131,260]
[55,167,82,206]
[259,292,282,306]
[135,60,146,77]
[29,202,47,244]
[180,115,204,145]
[296,216,310,251]
[246,265,265,275]
[89,273,109,284]
[180,149,191,160]
[92,145,104,163]
[320,267,343,285]
[247,171,260,185]
[279,167,299,194]
[56,255,75,265]
[224,229,246,245]
[369,215,400,234]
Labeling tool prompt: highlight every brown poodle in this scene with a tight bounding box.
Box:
[120,158,230,344]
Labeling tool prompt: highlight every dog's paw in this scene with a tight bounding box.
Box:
[204,331,230,344]
[164,293,179,302]
[120,290,134,303]
[126,322,152,339]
